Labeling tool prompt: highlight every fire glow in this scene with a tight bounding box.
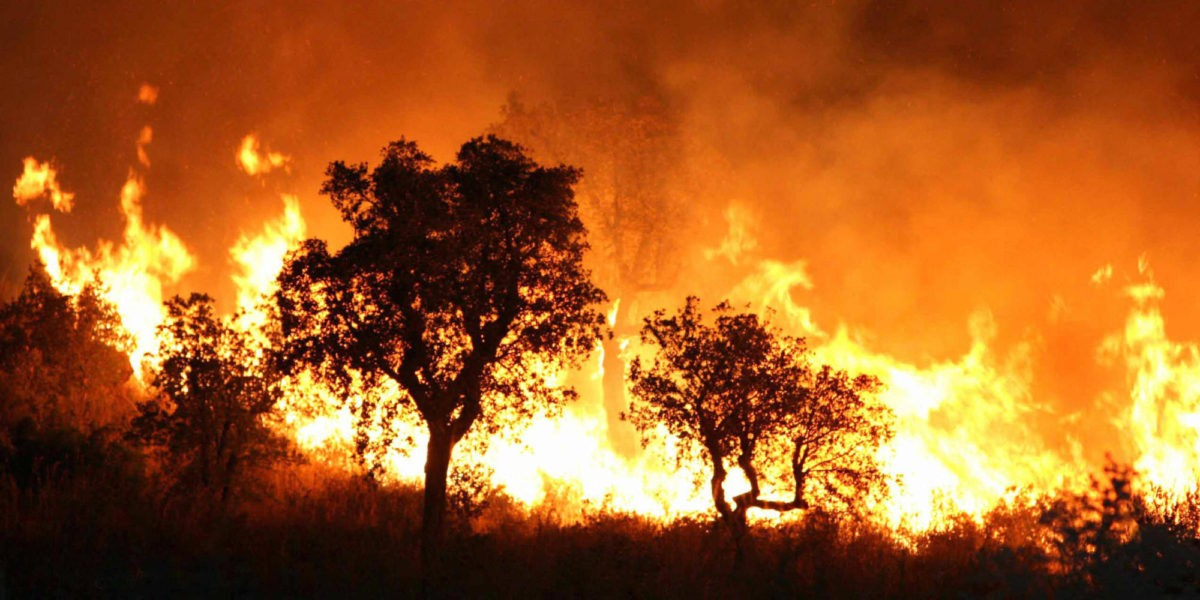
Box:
[9,88,1200,536]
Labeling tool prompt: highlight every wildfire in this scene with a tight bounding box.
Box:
[230,194,306,320]
[1101,259,1200,505]
[13,118,194,375]
[12,88,1200,535]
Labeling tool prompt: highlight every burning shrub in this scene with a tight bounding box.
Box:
[1039,459,1200,595]
[0,263,134,435]
[447,459,500,530]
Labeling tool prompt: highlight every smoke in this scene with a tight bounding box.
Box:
[3,0,1199,449]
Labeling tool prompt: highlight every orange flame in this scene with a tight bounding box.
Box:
[1100,259,1200,504]
[237,134,291,176]
[13,158,75,213]
[15,148,194,375]
[137,83,159,105]
[17,114,1200,535]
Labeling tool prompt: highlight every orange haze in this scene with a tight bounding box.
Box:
[5,1,1200,531]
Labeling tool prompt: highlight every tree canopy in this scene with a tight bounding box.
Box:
[275,135,607,565]
[626,297,893,541]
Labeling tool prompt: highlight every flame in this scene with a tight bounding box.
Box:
[1101,264,1200,505]
[237,134,291,176]
[818,317,1076,529]
[703,203,758,265]
[13,158,75,213]
[230,194,306,316]
[14,135,194,375]
[18,109,1200,535]
[137,83,159,105]
[136,126,153,168]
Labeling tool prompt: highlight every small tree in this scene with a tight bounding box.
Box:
[130,293,287,504]
[626,297,892,545]
[275,135,606,567]
[0,262,135,486]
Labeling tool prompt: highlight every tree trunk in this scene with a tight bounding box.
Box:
[709,456,748,562]
[421,425,455,581]
[710,457,732,525]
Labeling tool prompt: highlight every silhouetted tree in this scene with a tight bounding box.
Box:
[130,293,287,504]
[275,135,607,568]
[626,297,891,550]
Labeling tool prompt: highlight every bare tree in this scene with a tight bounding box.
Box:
[493,95,690,457]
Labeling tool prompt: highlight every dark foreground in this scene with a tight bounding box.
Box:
[3,454,1200,599]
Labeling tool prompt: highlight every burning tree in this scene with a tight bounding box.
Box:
[274,136,607,567]
[130,293,288,504]
[626,297,892,543]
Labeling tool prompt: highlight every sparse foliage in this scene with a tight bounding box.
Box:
[275,135,607,566]
[772,364,892,514]
[447,458,499,530]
